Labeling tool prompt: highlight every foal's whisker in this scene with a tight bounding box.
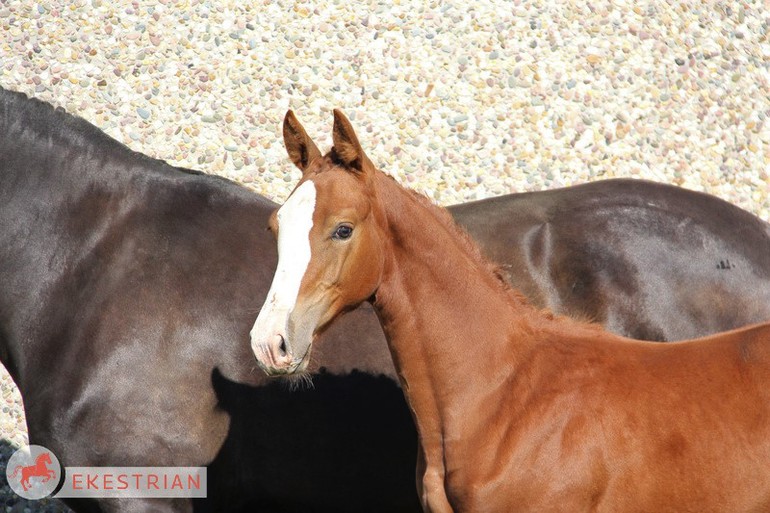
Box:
[284,372,314,391]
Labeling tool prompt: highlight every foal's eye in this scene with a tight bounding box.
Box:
[332,224,353,240]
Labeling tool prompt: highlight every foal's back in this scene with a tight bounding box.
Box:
[473,320,770,512]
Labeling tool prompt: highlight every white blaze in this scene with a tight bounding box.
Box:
[250,180,316,347]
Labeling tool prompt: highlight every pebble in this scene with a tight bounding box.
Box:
[0,5,769,512]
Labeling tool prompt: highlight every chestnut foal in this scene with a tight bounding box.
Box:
[251,110,770,512]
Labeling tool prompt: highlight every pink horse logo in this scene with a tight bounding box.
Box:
[6,445,61,500]
[8,452,56,491]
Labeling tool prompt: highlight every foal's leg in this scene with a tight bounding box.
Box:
[416,441,454,513]
[421,470,454,513]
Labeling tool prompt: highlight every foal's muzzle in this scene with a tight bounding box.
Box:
[251,297,317,376]
[251,332,310,376]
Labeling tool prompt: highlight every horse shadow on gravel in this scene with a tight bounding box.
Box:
[197,368,419,513]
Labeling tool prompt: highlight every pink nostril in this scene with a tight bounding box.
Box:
[253,335,293,375]
[269,334,292,366]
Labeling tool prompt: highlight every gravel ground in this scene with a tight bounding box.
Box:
[1,1,768,511]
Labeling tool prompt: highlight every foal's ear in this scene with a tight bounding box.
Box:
[283,110,322,174]
[331,109,374,174]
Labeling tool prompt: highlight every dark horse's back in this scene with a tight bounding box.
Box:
[0,88,417,512]
[3,86,770,513]
[451,180,770,341]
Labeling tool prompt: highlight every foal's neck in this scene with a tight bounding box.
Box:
[371,172,534,430]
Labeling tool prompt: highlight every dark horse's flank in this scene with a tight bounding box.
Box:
[453,180,770,342]
[1,87,770,512]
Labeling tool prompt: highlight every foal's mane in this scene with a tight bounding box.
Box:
[412,181,612,334]
[399,178,536,305]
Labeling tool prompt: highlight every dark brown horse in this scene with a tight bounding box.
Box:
[3,86,770,512]
[251,110,770,512]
